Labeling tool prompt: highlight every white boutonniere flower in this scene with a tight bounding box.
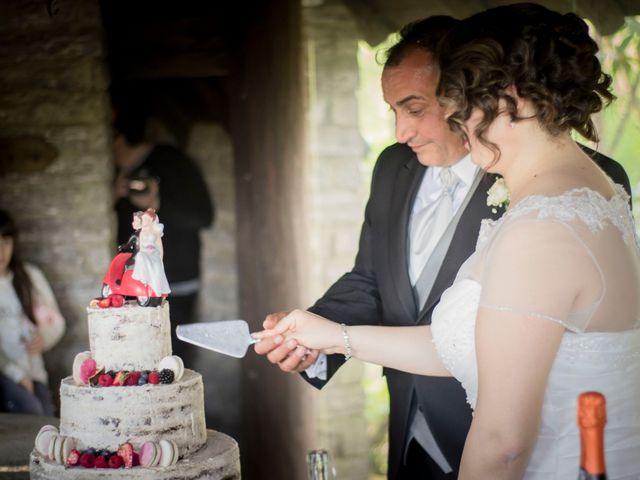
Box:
[486,177,510,214]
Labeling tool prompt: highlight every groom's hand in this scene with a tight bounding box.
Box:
[254,311,319,373]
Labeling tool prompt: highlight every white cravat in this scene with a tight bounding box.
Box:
[409,168,460,286]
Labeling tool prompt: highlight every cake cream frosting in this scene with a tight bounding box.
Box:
[30,302,239,479]
[88,302,171,371]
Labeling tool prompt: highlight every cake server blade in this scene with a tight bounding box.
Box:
[176,320,259,358]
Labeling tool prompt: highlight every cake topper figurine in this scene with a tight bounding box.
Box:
[100,208,170,307]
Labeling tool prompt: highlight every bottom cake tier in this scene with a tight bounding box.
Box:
[30,430,240,479]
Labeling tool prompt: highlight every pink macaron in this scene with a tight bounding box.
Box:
[139,441,158,467]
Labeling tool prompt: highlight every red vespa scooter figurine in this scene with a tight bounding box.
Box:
[100,209,170,307]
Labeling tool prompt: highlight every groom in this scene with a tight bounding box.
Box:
[256,16,631,480]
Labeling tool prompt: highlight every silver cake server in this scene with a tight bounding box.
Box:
[176,320,260,358]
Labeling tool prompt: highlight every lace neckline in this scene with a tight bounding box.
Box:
[508,183,629,213]
[478,183,637,248]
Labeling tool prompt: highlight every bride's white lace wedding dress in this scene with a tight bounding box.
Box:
[431,184,640,479]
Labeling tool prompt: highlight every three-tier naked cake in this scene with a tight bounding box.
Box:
[29,211,240,479]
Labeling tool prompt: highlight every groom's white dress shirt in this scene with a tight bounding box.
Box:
[306,154,477,381]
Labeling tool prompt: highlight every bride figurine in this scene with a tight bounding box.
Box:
[131,209,171,297]
[254,4,640,479]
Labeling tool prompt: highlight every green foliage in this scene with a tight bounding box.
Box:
[594,17,640,225]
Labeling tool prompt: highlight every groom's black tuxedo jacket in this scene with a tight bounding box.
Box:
[306,142,630,480]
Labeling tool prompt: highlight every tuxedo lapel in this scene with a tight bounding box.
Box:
[389,155,425,321]
[418,174,501,322]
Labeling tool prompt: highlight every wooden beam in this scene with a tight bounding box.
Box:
[103,14,230,79]
[229,0,314,478]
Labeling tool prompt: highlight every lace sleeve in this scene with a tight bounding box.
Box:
[479,217,603,332]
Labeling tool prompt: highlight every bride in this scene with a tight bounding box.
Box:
[255,4,640,478]
[131,208,171,297]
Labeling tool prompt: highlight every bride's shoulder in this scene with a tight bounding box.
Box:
[502,183,634,240]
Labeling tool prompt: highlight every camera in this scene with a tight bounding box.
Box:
[128,177,150,196]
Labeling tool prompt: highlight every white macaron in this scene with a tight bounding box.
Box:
[52,434,66,464]
[158,355,184,381]
[158,439,179,467]
[47,433,57,461]
[35,424,58,457]
[61,436,75,464]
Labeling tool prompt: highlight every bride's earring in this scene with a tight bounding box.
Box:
[509,120,515,129]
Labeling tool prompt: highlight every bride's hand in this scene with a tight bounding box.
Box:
[252,309,343,354]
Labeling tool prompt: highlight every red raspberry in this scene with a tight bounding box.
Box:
[117,442,134,469]
[66,449,80,466]
[94,455,109,468]
[148,371,160,385]
[98,374,113,387]
[125,371,140,386]
[108,454,123,469]
[79,452,95,468]
[132,451,140,467]
[110,294,125,307]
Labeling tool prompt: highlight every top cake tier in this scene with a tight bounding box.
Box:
[87,302,171,371]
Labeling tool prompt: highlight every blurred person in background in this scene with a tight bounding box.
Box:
[111,101,214,369]
[0,209,65,416]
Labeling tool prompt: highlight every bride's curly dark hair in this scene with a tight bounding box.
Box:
[436,3,614,164]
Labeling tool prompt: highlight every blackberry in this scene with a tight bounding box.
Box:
[99,449,111,458]
[158,368,175,384]
[106,370,116,378]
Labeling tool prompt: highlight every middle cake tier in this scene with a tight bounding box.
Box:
[59,369,207,456]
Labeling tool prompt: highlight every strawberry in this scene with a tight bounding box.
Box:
[89,367,105,386]
[79,452,95,468]
[117,442,134,469]
[148,371,160,385]
[98,374,113,387]
[97,297,111,309]
[110,294,125,308]
[108,454,123,469]
[66,449,80,466]
[112,371,128,386]
[94,455,109,468]
[124,371,140,386]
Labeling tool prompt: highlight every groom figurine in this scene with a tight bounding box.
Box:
[256,16,631,480]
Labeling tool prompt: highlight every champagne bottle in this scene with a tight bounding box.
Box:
[577,391,607,480]
[306,449,336,480]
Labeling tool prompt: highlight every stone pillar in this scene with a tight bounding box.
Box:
[0,0,113,386]
[304,1,370,478]
[228,1,315,477]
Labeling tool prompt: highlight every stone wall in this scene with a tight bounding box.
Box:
[0,4,243,443]
[0,0,371,474]
[0,0,113,386]
[304,1,371,478]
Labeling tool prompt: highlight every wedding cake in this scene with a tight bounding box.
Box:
[29,210,240,479]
